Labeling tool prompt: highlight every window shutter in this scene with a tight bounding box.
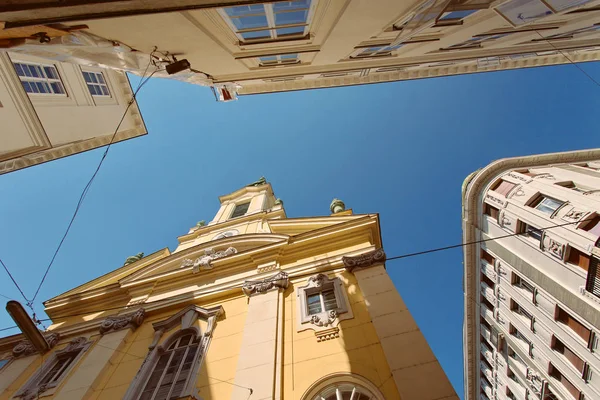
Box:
[586,257,600,299]
[493,180,517,197]
[568,248,590,271]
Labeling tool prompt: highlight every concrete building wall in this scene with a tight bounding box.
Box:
[463,150,600,400]
[0,51,147,175]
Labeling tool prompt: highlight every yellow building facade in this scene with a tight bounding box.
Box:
[0,180,457,400]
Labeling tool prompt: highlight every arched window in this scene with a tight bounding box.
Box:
[313,383,376,400]
[137,332,202,400]
[302,373,384,400]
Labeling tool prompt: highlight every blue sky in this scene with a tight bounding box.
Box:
[1,62,599,398]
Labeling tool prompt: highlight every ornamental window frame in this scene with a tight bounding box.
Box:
[123,305,222,400]
[14,337,92,400]
[301,373,385,400]
[296,274,353,332]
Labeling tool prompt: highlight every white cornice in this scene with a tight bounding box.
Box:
[461,148,600,400]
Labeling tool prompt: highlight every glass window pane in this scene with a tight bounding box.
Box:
[14,63,25,76]
[22,81,33,93]
[83,72,92,83]
[51,82,64,94]
[323,290,337,311]
[28,65,41,78]
[280,53,298,60]
[224,4,265,17]
[96,73,105,84]
[89,73,98,83]
[273,0,311,11]
[231,15,269,30]
[87,84,97,96]
[307,293,322,314]
[276,26,305,36]
[275,10,308,25]
[36,82,49,93]
[43,66,58,80]
[100,85,109,96]
[440,9,477,20]
[260,56,277,62]
[241,30,272,40]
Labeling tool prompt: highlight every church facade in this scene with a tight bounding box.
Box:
[0,179,457,400]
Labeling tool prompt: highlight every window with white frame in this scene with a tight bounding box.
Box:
[528,194,564,216]
[137,333,201,400]
[82,71,111,97]
[219,0,316,44]
[350,45,402,59]
[13,62,66,95]
[436,9,478,25]
[259,53,299,66]
[520,222,543,242]
[297,274,352,330]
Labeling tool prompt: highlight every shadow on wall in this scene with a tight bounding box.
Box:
[282,270,401,400]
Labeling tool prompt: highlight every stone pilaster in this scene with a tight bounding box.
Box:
[231,273,288,399]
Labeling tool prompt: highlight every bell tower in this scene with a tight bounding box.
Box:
[174,177,285,252]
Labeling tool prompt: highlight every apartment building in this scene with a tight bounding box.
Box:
[0,0,600,97]
[463,150,600,400]
[0,179,457,400]
[0,51,146,174]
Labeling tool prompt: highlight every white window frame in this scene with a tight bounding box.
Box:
[218,0,318,44]
[350,44,402,59]
[13,61,66,96]
[82,70,111,97]
[258,53,300,67]
[296,274,353,332]
[530,194,564,216]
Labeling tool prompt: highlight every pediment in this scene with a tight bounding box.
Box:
[46,248,171,303]
[120,233,290,284]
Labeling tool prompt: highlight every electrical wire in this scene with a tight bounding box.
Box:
[0,258,28,303]
[29,65,161,306]
[533,29,600,90]
[0,215,587,334]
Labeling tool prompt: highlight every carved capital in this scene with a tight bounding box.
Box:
[342,248,386,273]
[100,308,145,335]
[12,332,60,358]
[242,271,289,297]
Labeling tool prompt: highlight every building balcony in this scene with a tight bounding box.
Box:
[481,302,494,321]
[481,260,497,282]
[482,281,496,304]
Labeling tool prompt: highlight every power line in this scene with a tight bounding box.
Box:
[533,29,600,90]
[29,67,161,305]
[0,215,587,334]
[0,258,28,302]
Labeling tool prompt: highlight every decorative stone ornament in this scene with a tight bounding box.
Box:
[296,274,353,341]
[246,176,267,187]
[561,207,588,222]
[330,198,345,214]
[242,271,289,297]
[342,248,386,273]
[526,369,544,396]
[124,252,144,266]
[12,332,60,358]
[541,232,565,260]
[181,247,237,273]
[100,308,145,335]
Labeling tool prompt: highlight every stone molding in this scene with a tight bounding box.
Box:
[242,271,289,297]
[99,308,145,335]
[181,246,237,273]
[315,327,340,342]
[12,332,60,358]
[342,248,386,273]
